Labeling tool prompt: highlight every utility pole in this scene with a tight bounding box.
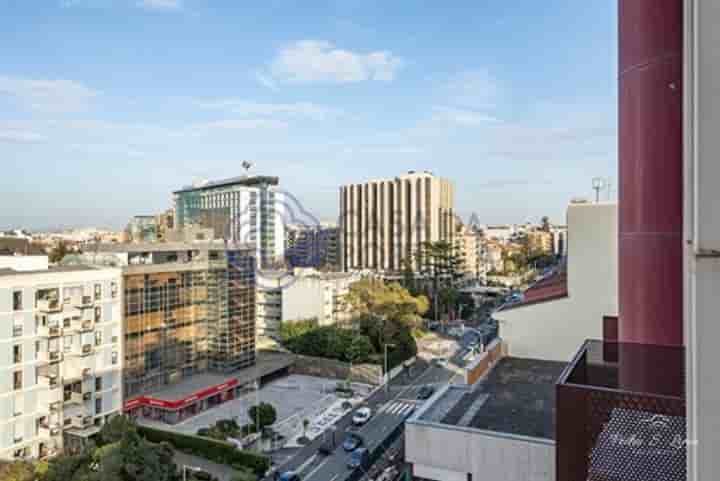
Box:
[384,343,396,394]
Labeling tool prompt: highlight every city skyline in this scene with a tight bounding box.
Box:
[1,1,616,229]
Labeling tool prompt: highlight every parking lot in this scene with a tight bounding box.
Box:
[139,374,347,436]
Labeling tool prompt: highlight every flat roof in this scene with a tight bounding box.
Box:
[95,241,252,253]
[0,265,101,278]
[173,175,279,194]
[416,357,566,440]
[139,350,295,402]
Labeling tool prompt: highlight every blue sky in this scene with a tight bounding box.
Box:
[0,0,617,230]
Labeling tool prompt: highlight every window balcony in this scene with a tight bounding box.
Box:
[38,371,60,390]
[64,391,83,405]
[37,299,61,313]
[66,344,94,357]
[71,294,94,309]
[39,420,61,439]
[37,324,62,338]
[67,415,94,429]
[556,340,686,481]
[38,350,62,364]
[64,318,94,333]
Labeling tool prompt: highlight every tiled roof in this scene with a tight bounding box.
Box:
[500,268,568,311]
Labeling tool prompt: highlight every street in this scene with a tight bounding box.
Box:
[265,361,456,481]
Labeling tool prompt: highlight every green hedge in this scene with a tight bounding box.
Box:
[137,425,270,477]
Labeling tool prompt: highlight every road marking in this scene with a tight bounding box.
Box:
[303,456,330,480]
[295,454,317,474]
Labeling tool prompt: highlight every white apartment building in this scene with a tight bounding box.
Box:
[0,264,123,460]
[340,171,455,272]
[257,269,357,338]
[174,176,285,268]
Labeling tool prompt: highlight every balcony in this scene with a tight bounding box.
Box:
[64,317,94,333]
[67,415,94,430]
[556,340,686,481]
[38,419,61,439]
[37,324,62,338]
[37,299,61,312]
[38,350,62,364]
[66,344,94,357]
[64,391,83,405]
[71,294,94,309]
[38,372,60,390]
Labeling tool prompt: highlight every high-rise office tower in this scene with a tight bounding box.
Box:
[173,176,285,268]
[340,171,455,272]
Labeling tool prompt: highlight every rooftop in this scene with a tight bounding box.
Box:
[173,175,279,194]
[94,241,252,253]
[415,357,566,440]
[498,267,568,312]
[0,265,101,278]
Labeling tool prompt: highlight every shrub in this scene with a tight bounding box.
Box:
[247,403,277,429]
[137,426,270,477]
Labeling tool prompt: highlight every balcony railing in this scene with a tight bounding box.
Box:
[71,294,94,308]
[37,325,62,337]
[556,340,686,481]
[38,350,62,364]
[37,299,61,312]
[66,344,94,357]
[64,391,83,405]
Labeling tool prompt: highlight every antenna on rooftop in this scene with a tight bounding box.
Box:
[241,161,253,175]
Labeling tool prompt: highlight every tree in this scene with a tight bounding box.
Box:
[345,279,429,327]
[346,335,373,364]
[0,461,35,481]
[414,241,465,321]
[49,242,69,264]
[98,414,137,446]
[248,403,277,429]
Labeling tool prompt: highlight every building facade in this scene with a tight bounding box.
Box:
[257,268,357,339]
[285,224,340,270]
[340,171,455,273]
[455,222,483,281]
[85,243,256,398]
[174,176,285,268]
[0,265,123,461]
[527,230,554,257]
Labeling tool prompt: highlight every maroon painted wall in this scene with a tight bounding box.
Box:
[618,0,684,346]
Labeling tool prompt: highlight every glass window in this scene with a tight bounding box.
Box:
[13,345,21,364]
[13,371,22,390]
[95,331,102,346]
[95,377,102,391]
[94,284,102,301]
[111,281,118,299]
[12,290,22,311]
[94,307,101,323]
[95,397,102,414]
[111,351,118,365]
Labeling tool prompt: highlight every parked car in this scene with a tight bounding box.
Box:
[376,466,400,481]
[347,448,369,470]
[352,407,372,426]
[342,433,363,452]
[417,385,435,400]
[433,357,448,367]
[279,472,301,481]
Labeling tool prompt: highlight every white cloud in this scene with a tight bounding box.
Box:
[431,106,500,126]
[0,75,99,112]
[195,99,336,121]
[189,119,289,132]
[264,40,403,84]
[136,0,181,10]
[0,129,46,144]
[254,71,278,91]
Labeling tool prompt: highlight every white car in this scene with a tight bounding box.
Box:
[433,357,449,367]
[352,407,372,426]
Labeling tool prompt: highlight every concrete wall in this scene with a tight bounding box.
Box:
[0,256,48,272]
[685,1,720,478]
[282,277,325,323]
[288,353,381,385]
[494,203,618,362]
[405,421,554,481]
[463,339,504,385]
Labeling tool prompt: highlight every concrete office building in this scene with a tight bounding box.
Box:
[340,171,455,273]
[174,176,285,268]
[78,242,256,424]
[0,263,123,460]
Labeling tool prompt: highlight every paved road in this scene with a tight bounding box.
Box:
[265,363,455,481]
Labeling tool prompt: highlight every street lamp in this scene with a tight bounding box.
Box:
[384,343,396,394]
[182,465,203,481]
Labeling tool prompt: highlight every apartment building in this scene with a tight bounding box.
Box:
[285,224,340,270]
[174,176,285,268]
[0,264,123,461]
[340,171,455,273]
[257,268,357,339]
[454,222,483,281]
[526,230,553,257]
[75,243,256,424]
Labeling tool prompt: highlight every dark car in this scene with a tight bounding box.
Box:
[342,433,363,452]
[417,385,435,400]
[347,448,369,469]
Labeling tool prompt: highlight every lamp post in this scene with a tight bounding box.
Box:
[384,343,396,394]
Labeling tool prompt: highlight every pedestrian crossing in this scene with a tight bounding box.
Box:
[379,401,416,417]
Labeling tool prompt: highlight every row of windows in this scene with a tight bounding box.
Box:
[11,282,118,312]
